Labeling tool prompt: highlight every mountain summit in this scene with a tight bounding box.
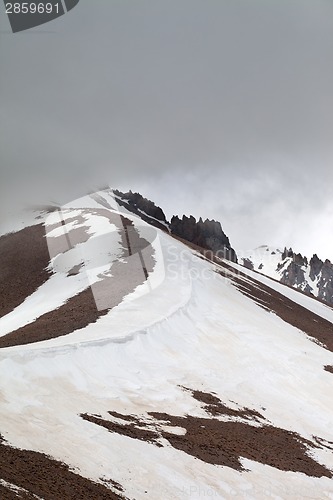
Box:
[0,188,332,499]
[114,189,237,261]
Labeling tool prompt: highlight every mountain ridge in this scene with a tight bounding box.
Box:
[114,189,238,262]
[0,188,333,499]
[114,189,332,306]
[240,245,333,305]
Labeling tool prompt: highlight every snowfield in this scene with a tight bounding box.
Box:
[0,191,333,499]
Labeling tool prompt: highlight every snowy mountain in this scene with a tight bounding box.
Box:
[240,245,333,305]
[0,189,333,499]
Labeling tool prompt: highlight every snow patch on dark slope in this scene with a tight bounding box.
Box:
[0,188,333,499]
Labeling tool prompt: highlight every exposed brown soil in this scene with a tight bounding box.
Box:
[81,413,162,447]
[170,236,333,352]
[108,411,144,425]
[173,232,333,311]
[324,365,333,374]
[0,225,51,318]
[219,263,333,353]
[184,387,263,421]
[0,482,26,500]
[0,286,109,348]
[46,226,91,255]
[81,389,332,478]
[174,233,333,310]
[149,413,331,477]
[0,435,125,499]
[0,214,154,348]
[2,217,333,493]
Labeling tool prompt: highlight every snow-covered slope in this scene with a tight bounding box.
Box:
[240,245,333,305]
[239,246,284,279]
[0,191,333,499]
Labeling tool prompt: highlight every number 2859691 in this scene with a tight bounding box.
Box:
[5,3,60,14]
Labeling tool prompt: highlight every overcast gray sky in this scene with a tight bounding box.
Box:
[1,0,333,260]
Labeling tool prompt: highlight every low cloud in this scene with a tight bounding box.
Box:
[1,0,332,260]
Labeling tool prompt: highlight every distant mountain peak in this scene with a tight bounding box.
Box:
[240,246,333,305]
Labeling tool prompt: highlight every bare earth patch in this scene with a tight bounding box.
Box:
[0,481,25,500]
[0,286,109,348]
[220,263,333,353]
[81,413,162,447]
[0,435,125,499]
[0,225,51,318]
[0,215,154,348]
[171,237,333,353]
[81,389,332,478]
[46,225,91,255]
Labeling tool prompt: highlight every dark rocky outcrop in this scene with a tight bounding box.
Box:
[170,215,237,262]
[250,246,333,306]
[280,248,308,289]
[113,189,168,231]
[114,189,237,262]
[281,250,333,304]
[114,190,166,222]
[282,247,293,260]
[281,247,308,267]
[242,258,254,270]
[309,254,324,281]
[316,258,333,304]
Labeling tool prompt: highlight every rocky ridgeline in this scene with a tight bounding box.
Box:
[278,248,333,305]
[278,248,310,289]
[114,190,237,262]
[113,189,168,231]
[170,215,237,262]
[243,246,333,306]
